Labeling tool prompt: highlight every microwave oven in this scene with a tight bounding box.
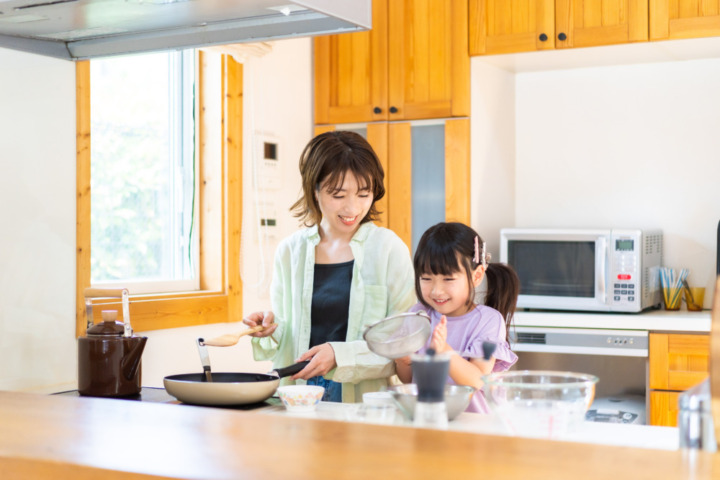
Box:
[500,228,663,313]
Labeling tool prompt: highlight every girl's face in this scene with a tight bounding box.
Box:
[316,170,373,235]
[419,264,484,317]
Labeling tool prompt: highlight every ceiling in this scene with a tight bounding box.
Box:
[0,0,370,60]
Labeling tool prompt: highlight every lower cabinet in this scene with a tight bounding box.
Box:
[648,332,709,426]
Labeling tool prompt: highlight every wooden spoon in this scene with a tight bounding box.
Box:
[202,326,265,347]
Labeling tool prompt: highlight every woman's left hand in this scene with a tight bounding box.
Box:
[292,343,337,380]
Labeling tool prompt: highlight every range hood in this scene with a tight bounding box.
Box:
[0,0,370,61]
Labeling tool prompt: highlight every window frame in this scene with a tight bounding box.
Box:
[75,52,244,336]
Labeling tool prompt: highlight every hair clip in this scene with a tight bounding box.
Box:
[473,236,480,264]
[482,241,488,268]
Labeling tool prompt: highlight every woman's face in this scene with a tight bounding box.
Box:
[316,171,373,235]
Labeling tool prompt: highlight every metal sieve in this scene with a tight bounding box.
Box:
[363,311,432,359]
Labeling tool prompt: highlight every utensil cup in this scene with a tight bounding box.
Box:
[684,287,705,311]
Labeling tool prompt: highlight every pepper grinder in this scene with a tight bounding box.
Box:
[412,348,450,429]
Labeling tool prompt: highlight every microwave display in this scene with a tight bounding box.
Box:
[616,239,634,251]
[507,240,595,298]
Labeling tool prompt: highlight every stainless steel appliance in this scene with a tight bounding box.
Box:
[511,326,649,423]
[500,228,663,312]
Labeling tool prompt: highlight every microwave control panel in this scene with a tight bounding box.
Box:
[609,230,663,311]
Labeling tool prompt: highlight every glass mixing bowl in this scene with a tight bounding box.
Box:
[482,370,598,439]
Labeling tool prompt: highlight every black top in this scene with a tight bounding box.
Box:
[310,260,353,348]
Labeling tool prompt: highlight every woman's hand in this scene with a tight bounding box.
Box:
[430,315,451,353]
[242,311,278,338]
[292,343,337,380]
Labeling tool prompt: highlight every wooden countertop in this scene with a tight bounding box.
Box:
[1,390,719,480]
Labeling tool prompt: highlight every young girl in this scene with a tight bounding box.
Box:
[395,222,519,414]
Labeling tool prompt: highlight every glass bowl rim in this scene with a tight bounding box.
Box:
[482,370,599,388]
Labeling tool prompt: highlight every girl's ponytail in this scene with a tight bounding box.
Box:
[484,263,520,337]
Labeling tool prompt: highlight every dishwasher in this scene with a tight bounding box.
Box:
[510,326,648,424]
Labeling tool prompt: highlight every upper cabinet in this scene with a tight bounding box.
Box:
[314,0,470,124]
[469,0,648,55]
[650,0,720,40]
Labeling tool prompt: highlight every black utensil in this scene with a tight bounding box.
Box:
[481,341,497,361]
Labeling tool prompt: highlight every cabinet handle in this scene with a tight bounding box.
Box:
[389,106,398,114]
[539,33,548,42]
[373,107,382,114]
[558,32,567,41]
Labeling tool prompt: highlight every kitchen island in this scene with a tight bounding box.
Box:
[1,390,718,480]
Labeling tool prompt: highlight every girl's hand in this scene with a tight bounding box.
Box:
[242,311,278,338]
[430,315,451,353]
[292,343,337,380]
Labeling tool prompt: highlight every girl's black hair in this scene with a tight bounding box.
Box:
[413,222,520,336]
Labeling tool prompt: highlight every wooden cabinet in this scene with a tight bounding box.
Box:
[469,0,648,55]
[650,0,720,40]
[314,0,469,124]
[314,120,470,252]
[648,332,710,426]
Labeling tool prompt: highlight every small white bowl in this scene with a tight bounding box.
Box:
[276,385,325,412]
[363,391,394,406]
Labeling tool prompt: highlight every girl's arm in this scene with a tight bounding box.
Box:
[448,356,496,390]
[394,355,413,383]
[431,316,496,390]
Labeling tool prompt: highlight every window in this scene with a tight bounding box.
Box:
[90,50,197,294]
[76,52,244,335]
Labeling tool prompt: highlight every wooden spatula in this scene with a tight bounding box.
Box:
[202,326,265,347]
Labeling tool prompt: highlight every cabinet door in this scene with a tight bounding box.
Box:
[469,0,556,55]
[314,0,388,124]
[650,0,720,40]
[556,0,648,48]
[387,0,470,120]
[388,119,470,251]
[649,333,709,391]
[649,390,680,426]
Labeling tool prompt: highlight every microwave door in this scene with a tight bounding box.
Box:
[510,235,610,311]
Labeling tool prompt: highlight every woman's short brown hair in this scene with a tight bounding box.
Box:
[291,131,385,226]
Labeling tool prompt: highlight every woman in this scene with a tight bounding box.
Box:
[243,131,416,403]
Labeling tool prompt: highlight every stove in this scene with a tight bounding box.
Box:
[53,387,279,411]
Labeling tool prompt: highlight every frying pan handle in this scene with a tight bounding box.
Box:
[273,361,310,378]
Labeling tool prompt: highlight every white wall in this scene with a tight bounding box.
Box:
[0,48,77,392]
[472,55,720,307]
[470,61,516,258]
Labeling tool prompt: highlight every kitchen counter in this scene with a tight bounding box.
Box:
[2,390,717,480]
[515,309,711,332]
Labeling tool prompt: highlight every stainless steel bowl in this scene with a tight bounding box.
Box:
[387,384,474,420]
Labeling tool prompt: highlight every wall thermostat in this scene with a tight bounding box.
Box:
[254,133,282,190]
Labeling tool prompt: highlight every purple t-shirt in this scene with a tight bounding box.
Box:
[409,302,518,414]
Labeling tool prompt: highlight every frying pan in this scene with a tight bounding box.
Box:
[163,338,309,406]
[163,363,308,406]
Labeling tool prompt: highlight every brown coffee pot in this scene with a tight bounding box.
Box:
[78,288,148,397]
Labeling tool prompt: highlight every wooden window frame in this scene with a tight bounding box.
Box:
[75,52,243,336]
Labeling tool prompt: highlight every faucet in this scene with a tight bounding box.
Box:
[678,378,717,452]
